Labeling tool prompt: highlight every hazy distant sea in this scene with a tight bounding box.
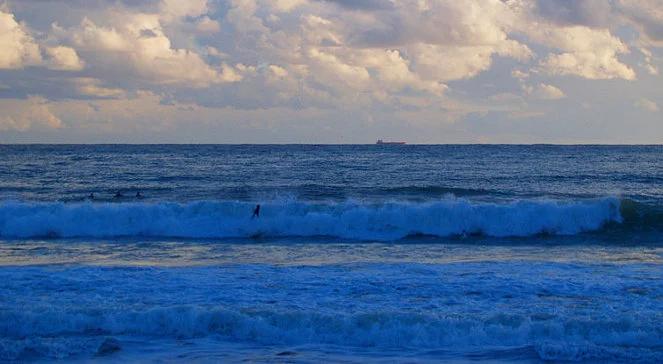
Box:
[0,145,661,362]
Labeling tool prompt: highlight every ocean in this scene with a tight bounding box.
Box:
[0,145,661,362]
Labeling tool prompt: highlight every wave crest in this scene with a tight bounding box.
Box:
[0,198,622,240]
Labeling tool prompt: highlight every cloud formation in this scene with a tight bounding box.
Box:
[635,98,659,112]
[0,9,41,69]
[524,83,566,100]
[0,0,661,142]
[0,96,62,131]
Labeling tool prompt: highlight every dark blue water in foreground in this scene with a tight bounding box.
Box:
[0,145,661,362]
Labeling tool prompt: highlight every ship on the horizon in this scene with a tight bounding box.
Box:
[376,139,406,145]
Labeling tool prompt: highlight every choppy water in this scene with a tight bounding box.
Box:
[0,145,662,362]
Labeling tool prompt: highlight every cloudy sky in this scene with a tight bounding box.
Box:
[0,0,661,143]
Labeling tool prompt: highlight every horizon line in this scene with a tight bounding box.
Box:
[1,143,662,146]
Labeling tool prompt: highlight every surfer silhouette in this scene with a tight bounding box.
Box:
[252,204,261,219]
[136,191,143,199]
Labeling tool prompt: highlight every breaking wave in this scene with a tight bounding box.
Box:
[0,197,626,240]
[1,306,661,362]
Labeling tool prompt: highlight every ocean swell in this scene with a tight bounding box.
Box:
[0,198,623,240]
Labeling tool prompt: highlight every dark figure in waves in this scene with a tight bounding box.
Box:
[114,191,123,199]
[136,191,143,199]
[252,204,261,219]
[88,193,94,200]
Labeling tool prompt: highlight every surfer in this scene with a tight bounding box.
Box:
[136,191,143,199]
[114,191,123,198]
[252,204,261,219]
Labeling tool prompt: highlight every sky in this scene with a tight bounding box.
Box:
[0,0,661,144]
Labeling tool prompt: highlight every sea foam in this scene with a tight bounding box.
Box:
[1,304,661,362]
[0,197,622,240]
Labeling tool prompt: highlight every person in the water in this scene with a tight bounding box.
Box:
[252,204,261,218]
[136,191,143,199]
[88,193,94,200]
[114,191,123,198]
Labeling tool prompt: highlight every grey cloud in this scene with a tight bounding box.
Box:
[619,7,663,43]
[0,0,661,143]
[318,0,394,11]
[535,0,613,27]
[0,68,132,101]
[140,29,159,38]
[7,0,160,32]
[639,20,663,42]
[14,0,158,7]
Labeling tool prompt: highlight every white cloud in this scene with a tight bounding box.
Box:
[67,12,241,87]
[226,0,269,34]
[206,46,228,59]
[159,0,209,21]
[1,0,662,143]
[0,96,63,131]
[73,78,125,98]
[635,98,659,112]
[341,0,533,84]
[524,83,566,100]
[273,0,308,12]
[529,25,636,80]
[540,51,636,80]
[45,46,85,71]
[0,10,42,69]
[638,47,659,75]
[195,16,220,33]
[266,65,288,82]
[511,69,530,79]
[644,62,659,76]
[0,9,86,71]
[216,0,532,107]
[410,42,530,82]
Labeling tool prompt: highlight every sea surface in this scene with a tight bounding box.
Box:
[0,145,662,363]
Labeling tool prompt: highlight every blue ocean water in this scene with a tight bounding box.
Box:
[0,145,662,362]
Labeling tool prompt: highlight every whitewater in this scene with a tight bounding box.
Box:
[0,145,662,362]
[0,197,623,240]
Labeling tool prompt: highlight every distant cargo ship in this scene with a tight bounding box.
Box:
[376,139,406,145]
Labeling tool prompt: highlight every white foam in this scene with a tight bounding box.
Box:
[0,259,660,362]
[0,197,622,240]
[1,306,660,362]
